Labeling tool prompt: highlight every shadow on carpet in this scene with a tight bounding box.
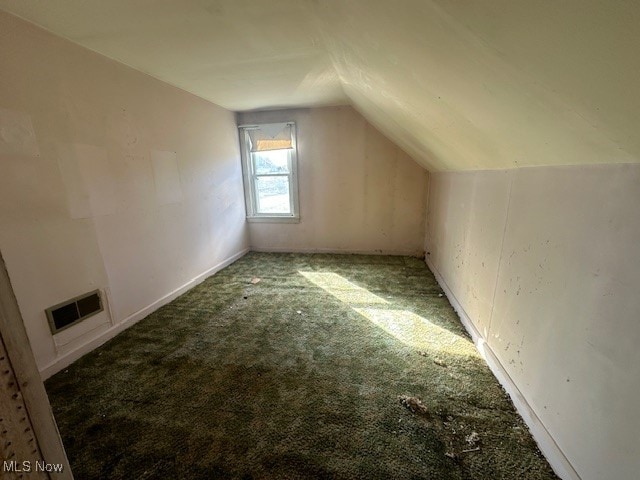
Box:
[45,252,558,479]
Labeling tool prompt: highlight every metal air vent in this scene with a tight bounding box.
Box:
[45,290,103,334]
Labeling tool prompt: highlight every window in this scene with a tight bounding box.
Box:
[238,122,299,222]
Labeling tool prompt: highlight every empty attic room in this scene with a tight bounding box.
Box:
[0,1,638,479]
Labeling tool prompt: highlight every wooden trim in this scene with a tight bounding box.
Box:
[0,252,73,479]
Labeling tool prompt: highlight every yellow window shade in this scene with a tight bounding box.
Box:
[248,123,293,152]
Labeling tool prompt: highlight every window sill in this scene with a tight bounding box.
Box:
[246,216,300,224]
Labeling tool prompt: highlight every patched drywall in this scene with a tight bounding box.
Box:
[1,1,638,171]
[238,106,428,256]
[426,164,640,480]
[0,11,249,375]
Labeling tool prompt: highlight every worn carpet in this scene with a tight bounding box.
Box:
[45,252,557,479]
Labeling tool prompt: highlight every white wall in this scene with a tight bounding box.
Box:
[237,106,428,256]
[4,2,639,173]
[426,164,640,480]
[0,11,249,377]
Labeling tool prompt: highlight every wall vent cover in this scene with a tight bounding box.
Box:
[45,290,103,334]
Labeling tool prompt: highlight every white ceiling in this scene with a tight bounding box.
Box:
[1,0,638,171]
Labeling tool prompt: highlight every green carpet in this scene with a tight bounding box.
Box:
[45,252,557,479]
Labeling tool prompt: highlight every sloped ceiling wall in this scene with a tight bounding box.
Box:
[1,0,638,171]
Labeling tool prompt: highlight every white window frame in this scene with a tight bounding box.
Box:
[238,122,300,223]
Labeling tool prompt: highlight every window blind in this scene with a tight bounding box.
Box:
[248,123,293,152]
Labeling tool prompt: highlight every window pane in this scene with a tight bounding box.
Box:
[256,175,291,214]
[252,149,290,175]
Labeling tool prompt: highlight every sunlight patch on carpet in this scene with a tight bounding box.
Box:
[299,271,389,304]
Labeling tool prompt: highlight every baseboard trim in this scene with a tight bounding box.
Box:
[39,247,577,478]
[250,246,422,257]
[40,248,250,380]
[425,257,581,480]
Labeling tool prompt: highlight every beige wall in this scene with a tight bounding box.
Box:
[0,11,249,377]
[238,106,428,255]
[426,164,640,480]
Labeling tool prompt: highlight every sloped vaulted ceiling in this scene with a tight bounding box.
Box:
[1,0,638,171]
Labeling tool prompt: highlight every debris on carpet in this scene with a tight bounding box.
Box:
[399,395,430,417]
[45,252,559,479]
[462,431,481,453]
[465,431,480,446]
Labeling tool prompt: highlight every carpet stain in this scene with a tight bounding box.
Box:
[46,252,558,479]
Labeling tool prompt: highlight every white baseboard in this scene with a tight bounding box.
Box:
[426,257,580,480]
[40,247,577,478]
[250,246,422,257]
[40,248,250,380]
